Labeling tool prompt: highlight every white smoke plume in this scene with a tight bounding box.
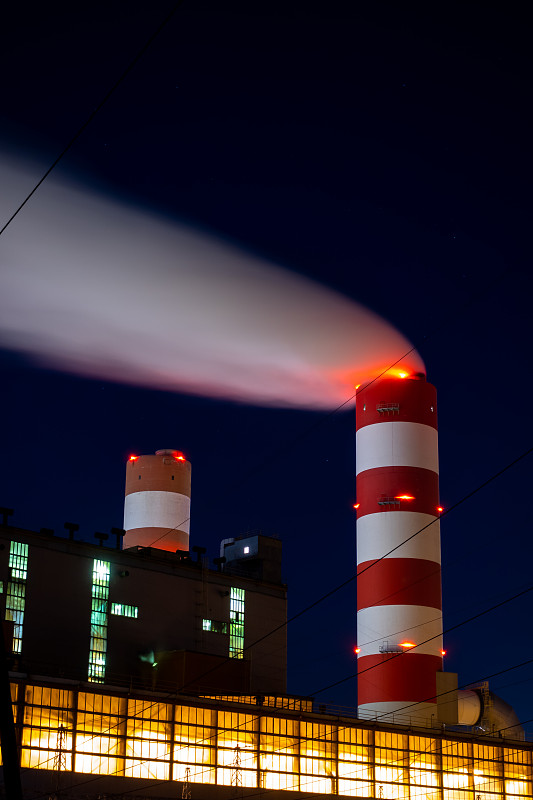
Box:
[0,158,424,409]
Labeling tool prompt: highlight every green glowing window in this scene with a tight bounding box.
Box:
[203,619,228,634]
[111,603,138,618]
[5,541,29,654]
[88,559,110,683]
[229,587,245,659]
[9,540,28,580]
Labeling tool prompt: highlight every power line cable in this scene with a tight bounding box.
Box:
[0,1,185,239]
[311,573,533,697]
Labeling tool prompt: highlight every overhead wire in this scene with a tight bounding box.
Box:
[311,574,533,697]
[0,0,186,239]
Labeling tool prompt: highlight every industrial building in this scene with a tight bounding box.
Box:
[1,376,531,799]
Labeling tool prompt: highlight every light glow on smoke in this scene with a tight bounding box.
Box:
[0,159,424,409]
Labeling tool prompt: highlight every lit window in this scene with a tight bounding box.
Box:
[243,546,250,554]
[229,587,245,659]
[9,540,28,581]
[6,541,29,653]
[111,603,138,619]
[203,619,228,634]
[88,560,111,683]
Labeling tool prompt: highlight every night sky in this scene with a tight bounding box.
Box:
[1,2,532,726]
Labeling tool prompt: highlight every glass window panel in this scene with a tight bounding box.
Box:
[443,771,471,789]
[74,753,123,775]
[301,757,335,776]
[218,748,257,770]
[339,726,371,744]
[261,771,300,791]
[410,735,439,752]
[300,775,336,795]
[175,705,214,727]
[301,722,335,759]
[261,715,298,737]
[444,755,472,771]
[217,767,257,788]
[126,738,171,760]
[506,749,532,766]
[173,763,216,784]
[21,748,73,770]
[338,779,374,797]
[175,743,215,765]
[124,759,169,779]
[507,785,533,800]
[506,763,533,781]
[446,742,470,757]
[374,783,409,800]
[410,786,442,800]
[474,744,499,760]
[376,765,408,784]
[260,752,298,773]
[218,711,256,748]
[443,791,474,800]
[339,741,371,762]
[338,761,372,781]
[376,731,408,749]
[410,767,440,787]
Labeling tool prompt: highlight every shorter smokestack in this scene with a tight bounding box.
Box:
[123,449,191,552]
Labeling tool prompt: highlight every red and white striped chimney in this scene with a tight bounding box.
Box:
[123,449,191,552]
[355,374,443,723]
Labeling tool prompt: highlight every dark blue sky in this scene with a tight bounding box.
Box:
[1,1,532,723]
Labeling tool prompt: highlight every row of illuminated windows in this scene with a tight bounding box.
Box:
[9,684,533,797]
[111,602,138,618]
[201,695,313,711]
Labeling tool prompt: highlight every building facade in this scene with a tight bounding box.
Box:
[2,674,532,800]
[0,524,287,696]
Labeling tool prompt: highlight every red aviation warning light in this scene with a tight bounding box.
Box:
[353,646,361,655]
[395,494,415,500]
[400,641,416,649]
[440,649,447,656]
[437,506,444,513]
[174,451,186,462]
[385,367,410,379]
[129,455,138,461]
[353,503,360,509]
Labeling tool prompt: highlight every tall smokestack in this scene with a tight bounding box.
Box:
[355,374,443,723]
[123,449,191,552]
